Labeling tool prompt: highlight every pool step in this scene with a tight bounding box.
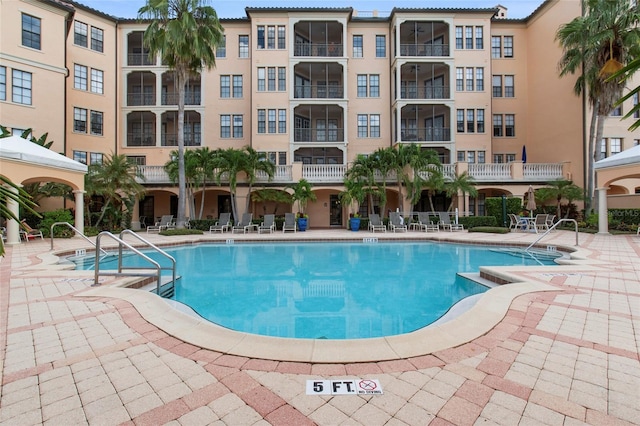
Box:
[140,274,181,298]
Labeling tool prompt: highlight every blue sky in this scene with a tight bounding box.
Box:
[78,0,545,20]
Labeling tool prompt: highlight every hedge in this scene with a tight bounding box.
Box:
[458,216,497,228]
[485,197,523,227]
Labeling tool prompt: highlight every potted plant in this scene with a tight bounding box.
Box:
[288,179,317,232]
[339,176,366,232]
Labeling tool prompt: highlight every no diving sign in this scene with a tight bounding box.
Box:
[306,379,383,395]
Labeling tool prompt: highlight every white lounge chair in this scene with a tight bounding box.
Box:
[508,213,527,232]
[368,213,386,232]
[258,214,276,233]
[282,213,297,233]
[147,215,174,233]
[20,220,44,241]
[389,212,407,232]
[232,213,253,233]
[413,212,439,232]
[438,212,464,232]
[532,214,549,233]
[209,212,231,233]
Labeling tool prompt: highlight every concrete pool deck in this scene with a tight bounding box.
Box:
[1,229,638,425]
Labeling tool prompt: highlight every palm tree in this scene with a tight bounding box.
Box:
[89,154,146,229]
[556,0,640,214]
[420,167,445,213]
[368,148,397,215]
[609,56,640,131]
[395,145,441,210]
[536,179,584,219]
[191,147,218,219]
[214,148,246,222]
[346,154,381,216]
[138,0,224,228]
[164,149,200,219]
[444,172,478,212]
[240,147,275,214]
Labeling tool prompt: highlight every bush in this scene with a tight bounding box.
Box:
[485,197,522,227]
[458,216,497,228]
[468,226,510,234]
[159,228,204,236]
[38,209,74,238]
[608,209,640,226]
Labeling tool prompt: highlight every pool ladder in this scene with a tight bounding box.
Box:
[93,230,177,298]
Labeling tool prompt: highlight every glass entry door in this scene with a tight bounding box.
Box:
[330,194,342,226]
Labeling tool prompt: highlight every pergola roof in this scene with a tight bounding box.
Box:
[0,135,88,173]
[594,144,640,170]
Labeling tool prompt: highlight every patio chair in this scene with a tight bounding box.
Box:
[438,212,464,232]
[508,213,527,232]
[147,215,174,233]
[389,212,407,233]
[533,214,549,233]
[368,213,386,232]
[258,214,276,233]
[232,213,253,234]
[282,213,297,233]
[414,212,439,232]
[20,220,44,241]
[209,212,231,233]
[546,214,556,229]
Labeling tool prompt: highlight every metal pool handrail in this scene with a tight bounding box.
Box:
[525,218,578,252]
[50,221,108,256]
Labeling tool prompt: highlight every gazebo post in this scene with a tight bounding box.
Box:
[73,190,85,236]
[596,187,609,234]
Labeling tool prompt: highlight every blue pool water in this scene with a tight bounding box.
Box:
[74,241,558,339]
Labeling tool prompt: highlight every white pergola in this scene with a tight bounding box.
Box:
[0,135,88,245]
[594,144,640,234]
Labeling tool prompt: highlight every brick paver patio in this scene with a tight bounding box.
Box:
[1,229,638,425]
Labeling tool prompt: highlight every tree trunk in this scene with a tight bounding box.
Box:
[198,179,206,220]
[591,112,606,215]
[176,68,187,229]
[585,102,598,216]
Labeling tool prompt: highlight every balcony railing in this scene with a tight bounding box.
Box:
[399,44,450,57]
[127,133,155,147]
[294,85,344,99]
[400,128,451,142]
[255,165,292,183]
[523,163,564,181]
[127,94,156,106]
[294,42,343,57]
[161,133,202,147]
[127,53,155,66]
[161,92,201,106]
[294,128,345,143]
[303,164,347,182]
[468,163,511,181]
[399,86,450,100]
[136,166,231,184]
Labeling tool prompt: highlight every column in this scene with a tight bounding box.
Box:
[73,190,85,236]
[5,185,21,245]
[596,187,609,234]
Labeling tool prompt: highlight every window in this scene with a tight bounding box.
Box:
[257,68,265,91]
[257,109,266,133]
[233,75,243,97]
[233,115,243,137]
[74,21,88,47]
[0,66,5,101]
[278,109,286,133]
[506,153,516,162]
[465,26,473,49]
[74,107,87,133]
[455,27,463,49]
[505,114,515,136]
[457,151,465,162]
[268,109,276,133]
[504,75,514,97]
[216,35,226,58]
[357,75,367,97]
[492,75,502,97]
[22,14,41,50]
[610,138,621,155]
[220,115,231,138]
[493,114,503,136]
[610,105,622,116]
[477,109,485,132]
[466,68,474,91]
[267,67,276,91]
[491,36,501,58]
[74,64,88,90]
[600,139,607,158]
[220,75,230,97]
[91,27,104,52]
[369,75,379,97]
[467,151,476,163]
[257,26,265,49]
[370,114,380,137]
[239,35,249,58]
[278,26,286,49]
[353,35,363,58]
[91,69,103,94]
[357,114,368,137]
[634,93,639,118]
[475,26,483,49]
[127,156,146,166]
[73,151,87,164]
[278,67,286,91]
[457,109,464,132]
[279,152,287,165]
[466,109,475,133]
[376,35,386,57]
[478,151,485,163]
[12,70,32,105]
[503,36,513,57]
[90,111,103,135]
[456,68,464,91]
[476,68,484,91]
[90,152,104,164]
[493,154,503,163]
[267,26,276,49]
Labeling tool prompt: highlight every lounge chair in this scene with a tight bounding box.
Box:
[532,214,549,233]
[147,215,174,233]
[368,213,386,232]
[209,212,231,233]
[413,212,439,232]
[508,213,527,232]
[546,214,556,229]
[258,214,276,233]
[389,212,407,232]
[438,212,464,231]
[232,213,253,234]
[282,212,297,233]
[20,219,44,241]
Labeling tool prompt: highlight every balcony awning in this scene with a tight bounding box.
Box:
[0,135,88,173]
[594,144,640,170]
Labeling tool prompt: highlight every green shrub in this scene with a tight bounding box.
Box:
[608,209,640,226]
[468,226,510,234]
[458,216,497,228]
[38,209,74,238]
[485,197,523,227]
[159,228,204,236]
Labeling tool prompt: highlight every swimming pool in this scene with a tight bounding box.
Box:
[74,241,559,339]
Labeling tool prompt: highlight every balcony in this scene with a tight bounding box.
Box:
[294,127,345,143]
[255,165,293,183]
[400,128,451,142]
[127,133,155,147]
[397,21,450,58]
[302,164,347,183]
[399,86,450,100]
[127,53,155,66]
[294,84,344,99]
[127,94,156,106]
[294,43,343,57]
[399,44,449,57]
[161,92,201,106]
[294,21,343,58]
[127,32,155,66]
[160,133,201,147]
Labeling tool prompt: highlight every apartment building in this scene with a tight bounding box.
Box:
[1,0,638,229]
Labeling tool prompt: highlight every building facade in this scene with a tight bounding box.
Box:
[1,0,638,228]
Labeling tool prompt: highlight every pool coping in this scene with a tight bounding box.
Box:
[51,235,606,363]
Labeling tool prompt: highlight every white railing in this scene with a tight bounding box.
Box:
[303,164,347,182]
[468,163,512,181]
[442,164,455,180]
[524,163,564,180]
[138,166,170,183]
[256,165,292,182]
